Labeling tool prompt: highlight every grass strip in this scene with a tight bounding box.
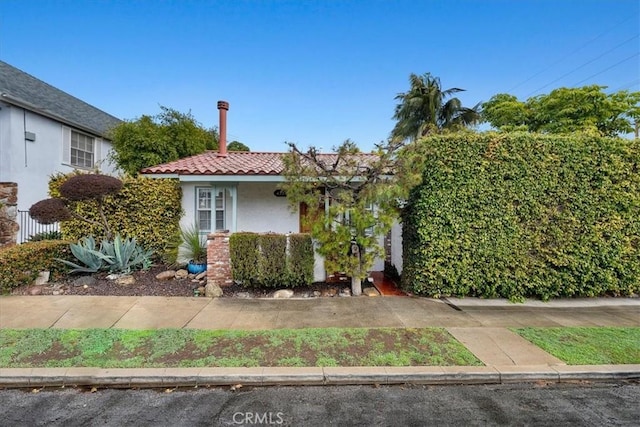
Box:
[514,327,640,365]
[0,327,482,368]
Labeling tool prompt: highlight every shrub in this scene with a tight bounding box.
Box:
[59,174,123,201]
[229,232,314,288]
[401,132,640,301]
[287,234,315,287]
[48,173,182,259]
[28,231,63,242]
[0,240,73,293]
[229,232,260,286]
[29,198,71,224]
[258,234,288,287]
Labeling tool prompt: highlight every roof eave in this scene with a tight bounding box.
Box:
[0,92,113,139]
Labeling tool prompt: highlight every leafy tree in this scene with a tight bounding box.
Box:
[482,85,640,137]
[227,141,250,151]
[281,139,401,296]
[108,106,218,175]
[391,72,481,141]
[30,174,123,239]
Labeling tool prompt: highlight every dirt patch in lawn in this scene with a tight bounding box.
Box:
[0,328,483,368]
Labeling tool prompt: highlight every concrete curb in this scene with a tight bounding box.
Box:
[1,365,638,388]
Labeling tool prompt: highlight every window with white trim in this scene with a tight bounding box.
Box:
[62,127,101,169]
[70,131,94,168]
[197,187,227,232]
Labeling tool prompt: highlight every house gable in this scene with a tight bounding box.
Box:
[0,60,121,137]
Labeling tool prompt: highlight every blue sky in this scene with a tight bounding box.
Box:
[1,0,638,152]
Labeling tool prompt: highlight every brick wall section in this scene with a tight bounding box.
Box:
[0,183,19,248]
[207,231,233,286]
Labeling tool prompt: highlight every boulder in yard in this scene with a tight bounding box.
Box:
[156,270,176,281]
[273,289,294,299]
[205,282,223,298]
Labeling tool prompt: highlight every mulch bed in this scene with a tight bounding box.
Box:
[10,264,353,298]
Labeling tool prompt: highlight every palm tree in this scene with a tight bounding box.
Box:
[391,73,480,141]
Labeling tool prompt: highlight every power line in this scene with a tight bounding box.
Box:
[507,15,636,93]
[524,34,639,97]
[609,79,640,92]
[572,52,639,86]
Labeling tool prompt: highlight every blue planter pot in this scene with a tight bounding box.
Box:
[187,262,207,274]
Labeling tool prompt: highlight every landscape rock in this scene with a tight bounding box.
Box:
[106,274,120,280]
[115,275,136,286]
[52,290,60,295]
[29,287,42,296]
[273,289,294,299]
[195,271,207,280]
[156,270,176,281]
[236,292,251,299]
[363,287,380,297]
[73,276,96,287]
[339,288,351,297]
[321,287,338,297]
[205,282,223,298]
[313,291,322,297]
[175,269,189,279]
[33,271,50,286]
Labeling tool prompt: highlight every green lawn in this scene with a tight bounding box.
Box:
[514,327,640,365]
[0,327,482,368]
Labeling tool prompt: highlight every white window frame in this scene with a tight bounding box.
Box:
[62,127,101,169]
[196,186,231,233]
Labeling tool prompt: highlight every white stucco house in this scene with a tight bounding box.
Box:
[140,101,403,282]
[0,60,121,243]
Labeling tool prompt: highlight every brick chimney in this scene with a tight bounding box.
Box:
[217,100,229,157]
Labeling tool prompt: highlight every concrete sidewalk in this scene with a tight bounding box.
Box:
[1,295,638,387]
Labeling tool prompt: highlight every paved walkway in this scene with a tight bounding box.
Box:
[1,295,638,386]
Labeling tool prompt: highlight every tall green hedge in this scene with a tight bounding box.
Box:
[49,173,182,259]
[401,132,640,301]
[229,232,314,288]
[288,233,315,287]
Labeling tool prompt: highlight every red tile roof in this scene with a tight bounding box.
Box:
[140,151,380,176]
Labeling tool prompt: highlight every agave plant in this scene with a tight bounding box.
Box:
[57,236,111,273]
[101,234,154,274]
[58,234,153,274]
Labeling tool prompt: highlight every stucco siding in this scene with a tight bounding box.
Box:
[236,182,298,233]
[0,104,115,214]
[0,103,117,242]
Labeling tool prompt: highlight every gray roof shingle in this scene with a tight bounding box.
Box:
[0,61,121,137]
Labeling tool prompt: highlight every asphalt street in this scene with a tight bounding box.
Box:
[1,381,638,426]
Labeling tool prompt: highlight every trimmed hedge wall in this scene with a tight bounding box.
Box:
[49,173,182,259]
[401,132,640,301]
[0,240,73,293]
[229,232,314,288]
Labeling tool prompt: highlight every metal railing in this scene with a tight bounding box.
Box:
[17,210,59,243]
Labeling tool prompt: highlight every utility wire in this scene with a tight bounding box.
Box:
[608,79,640,92]
[572,52,639,86]
[506,15,635,93]
[525,34,639,97]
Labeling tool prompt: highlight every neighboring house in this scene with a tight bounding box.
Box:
[140,101,403,282]
[0,61,121,244]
